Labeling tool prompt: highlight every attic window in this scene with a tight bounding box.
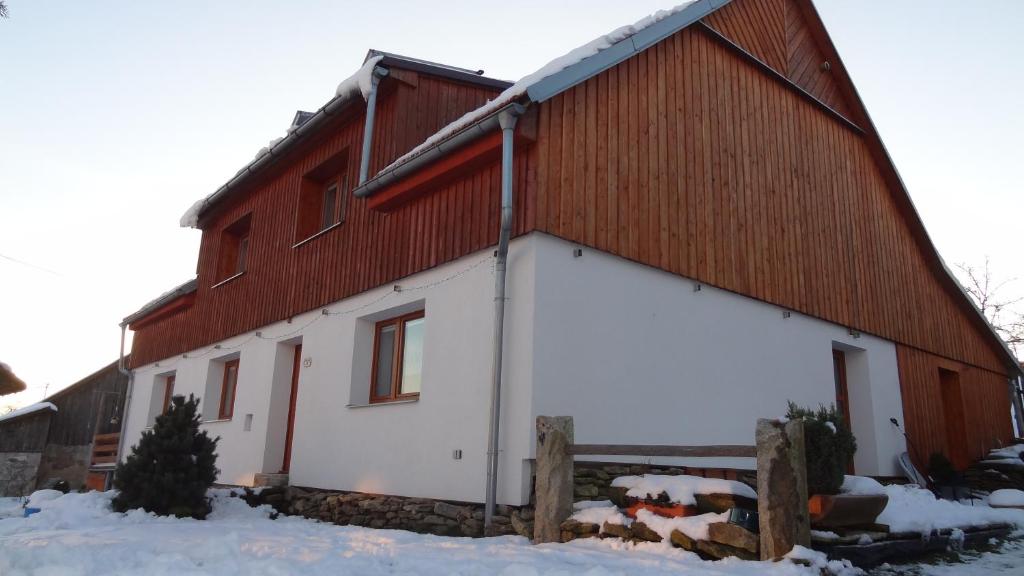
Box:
[216,214,252,283]
[295,150,351,245]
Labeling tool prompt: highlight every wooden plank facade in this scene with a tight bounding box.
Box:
[129,0,1015,466]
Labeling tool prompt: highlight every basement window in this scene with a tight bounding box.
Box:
[294,150,351,245]
[370,310,425,403]
[216,214,252,284]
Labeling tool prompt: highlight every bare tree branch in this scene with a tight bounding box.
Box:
[957,258,1024,355]
[0,2,8,19]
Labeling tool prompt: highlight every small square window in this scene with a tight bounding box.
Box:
[216,214,252,282]
[295,150,350,244]
[370,310,425,403]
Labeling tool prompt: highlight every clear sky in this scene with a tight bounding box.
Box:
[1,0,1022,410]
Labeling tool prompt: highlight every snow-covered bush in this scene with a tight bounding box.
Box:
[785,402,856,495]
[112,394,219,519]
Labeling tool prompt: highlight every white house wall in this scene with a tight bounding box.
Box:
[124,241,537,505]
[123,232,909,508]
[528,233,907,477]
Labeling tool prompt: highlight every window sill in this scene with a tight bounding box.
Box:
[202,418,232,424]
[293,222,342,249]
[347,398,419,409]
[211,272,245,289]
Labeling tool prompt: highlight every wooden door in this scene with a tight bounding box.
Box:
[281,344,302,473]
[832,350,854,473]
[939,368,969,470]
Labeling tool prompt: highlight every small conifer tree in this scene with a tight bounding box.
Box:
[786,401,857,495]
[112,394,219,518]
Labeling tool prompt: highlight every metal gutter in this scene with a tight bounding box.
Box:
[115,323,135,473]
[484,104,524,530]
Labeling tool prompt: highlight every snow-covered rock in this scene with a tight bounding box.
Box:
[840,475,886,496]
[610,474,757,505]
[988,489,1024,508]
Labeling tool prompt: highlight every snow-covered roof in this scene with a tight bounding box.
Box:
[123,278,198,326]
[0,402,57,424]
[374,0,703,177]
[178,52,510,229]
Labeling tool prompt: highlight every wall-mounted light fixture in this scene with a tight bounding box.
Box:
[848,328,861,339]
[693,283,703,293]
[573,248,583,258]
[782,310,792,319]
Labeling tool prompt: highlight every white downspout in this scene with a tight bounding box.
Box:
[114,323,134,474]
[484,104,524,530]
[358,67,389,185]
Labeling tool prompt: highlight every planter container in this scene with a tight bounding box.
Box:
[809,494,888,528]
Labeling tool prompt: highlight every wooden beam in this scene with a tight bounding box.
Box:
[567,444,756,458]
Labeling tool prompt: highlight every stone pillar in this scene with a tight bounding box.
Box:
[756,418,810,560]
[533,416,574,543]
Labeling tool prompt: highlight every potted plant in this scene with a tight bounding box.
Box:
[786,402,887,528]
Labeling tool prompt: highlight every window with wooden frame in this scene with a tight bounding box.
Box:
[218,359,240,420]
[370,310,425,403]
[161,374,176,414]
[216,214,252,283]
[294,150,351,244]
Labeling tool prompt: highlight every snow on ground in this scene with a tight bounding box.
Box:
[570,499,631,527]
[0,490,824,576]
[877,484,1024,534]
[610,475,756,506]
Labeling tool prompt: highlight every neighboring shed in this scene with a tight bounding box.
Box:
[0,403,56,495]
[0,360,128,496]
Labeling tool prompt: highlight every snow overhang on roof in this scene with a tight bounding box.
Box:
[122,278,198,328]
[178,51,511,229]
[352,0,718,200]
[0,401,57,424]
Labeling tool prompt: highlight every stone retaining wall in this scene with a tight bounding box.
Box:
[244,486,535,538]
[0,452,42,497]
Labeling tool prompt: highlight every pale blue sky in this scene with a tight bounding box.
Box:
[1,1,1022,408]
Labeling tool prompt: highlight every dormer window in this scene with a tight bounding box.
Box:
[216,214,252,284]
[295,149,350,244]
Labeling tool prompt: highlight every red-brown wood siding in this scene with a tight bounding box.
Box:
[702,0,853,120]
[530,24,1005,376]
[129,72,508,367]
[702,0,787,74]
[896,345,1012,468]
